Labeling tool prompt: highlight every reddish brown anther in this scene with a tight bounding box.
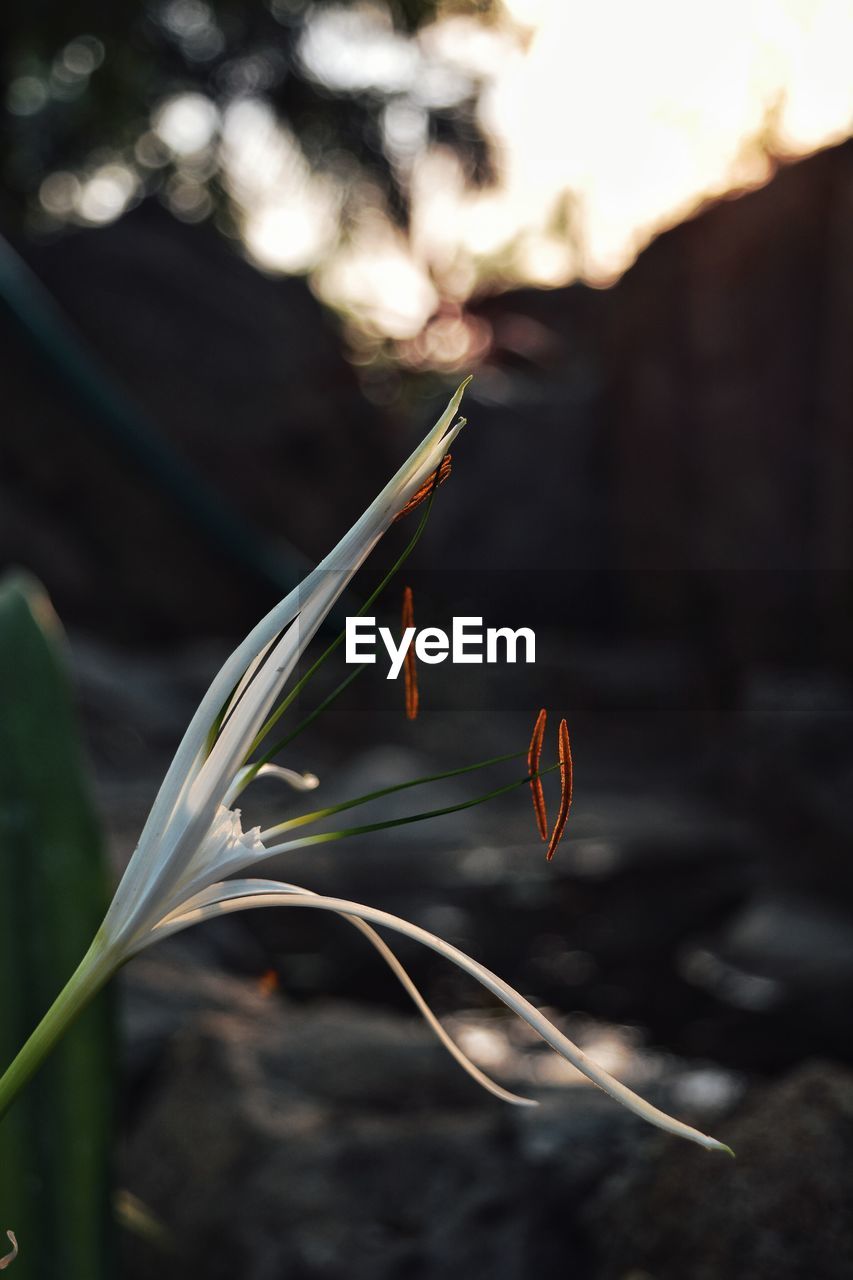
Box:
[393,454,452,522]
[546,718,573,861]
[527,707,548,841]
[402,585,419,721]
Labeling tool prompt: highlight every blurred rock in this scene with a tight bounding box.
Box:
[119,948,734,1280]
[735,667,853,893]
[687,895,853,993]
[587,1060,853,1280]
[677,893,853,1070]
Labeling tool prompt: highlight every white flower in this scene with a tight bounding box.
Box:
[0,381,732,1155]
[95,379,470,960]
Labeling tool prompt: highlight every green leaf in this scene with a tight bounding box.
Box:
[0,573,114,1280]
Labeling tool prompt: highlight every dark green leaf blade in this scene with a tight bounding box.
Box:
[0,572,114,1280]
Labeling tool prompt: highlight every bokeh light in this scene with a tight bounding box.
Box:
[24,0,853,344]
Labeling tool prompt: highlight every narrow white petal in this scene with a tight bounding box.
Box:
[217,632,279,737]
[254,765,320,791]
[147,880,731,1152]
[144,385,468,845]
[224,763,319,807]
[133,873,533,1108]
[0,1230,18,1271]
[342,916,536,1107]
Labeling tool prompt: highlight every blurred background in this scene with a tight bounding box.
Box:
[2,1,853,1276]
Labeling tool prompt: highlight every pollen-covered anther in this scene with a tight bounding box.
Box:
[393,454,452,522]
[527,707,548,841]
[402,585,419,721]
[546,717,573,861]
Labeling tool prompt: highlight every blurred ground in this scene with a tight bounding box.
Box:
[118,948,853,1280]
[69,622,853,1277]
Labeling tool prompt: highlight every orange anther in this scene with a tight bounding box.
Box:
[527,708,548,841]
[402,586,419,721]
[394,454,452,522]
[546,718,573,861]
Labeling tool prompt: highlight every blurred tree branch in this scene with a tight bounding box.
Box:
[1,0,499,238]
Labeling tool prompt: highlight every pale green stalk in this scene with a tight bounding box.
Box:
[0,937,115,1122]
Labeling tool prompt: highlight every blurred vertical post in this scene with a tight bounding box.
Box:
[0,574,114,1279]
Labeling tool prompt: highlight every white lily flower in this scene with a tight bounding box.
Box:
[0,380,732,1157]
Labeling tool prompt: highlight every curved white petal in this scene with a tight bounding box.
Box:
[0,1230,18,1271]
[132,875,534,1108]
[341,916,535,1108]
[147,880,731,1152]
[223,763,320,808]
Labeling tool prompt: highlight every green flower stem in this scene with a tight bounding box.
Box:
[0,935,115,1123]
[253,663,367,765]
[264,762,561,853]
[261,749,526,838]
